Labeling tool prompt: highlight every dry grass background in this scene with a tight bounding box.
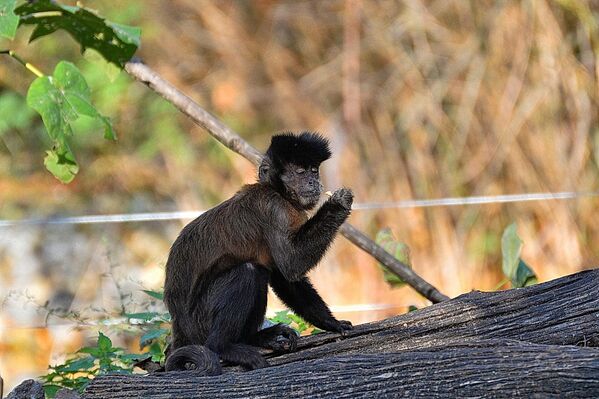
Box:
[1,0,598,392]
[141,0,599,294]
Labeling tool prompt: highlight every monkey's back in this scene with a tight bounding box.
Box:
[163,183,292,311]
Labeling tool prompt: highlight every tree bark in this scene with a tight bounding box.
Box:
[123,59,449,304]
[83,269,599,398]
[86,342,599,399]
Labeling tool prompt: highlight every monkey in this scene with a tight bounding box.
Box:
[163,132,353,372]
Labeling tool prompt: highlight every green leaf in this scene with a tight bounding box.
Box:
[501,223,538,288]
[15,0,140,68]
[375,228,411,287]
[126,312,161,322]
[57,356,95,372]
[0,0,19,39]
[78,346,101,357]
[107,21,141,47]
[97,332,113,352]
[44,149,78,183]
[142,290,164,300]
[139,328,169,348]
[119,353,149,362]
[501,223,522,278]
[43,384,63,399]
[27,61,115,182]
[515,258,538,287]
[268,310,294,325]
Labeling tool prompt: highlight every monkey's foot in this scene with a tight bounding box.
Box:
[252,324,299,353]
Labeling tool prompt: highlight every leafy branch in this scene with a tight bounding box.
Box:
[1,0,140,182]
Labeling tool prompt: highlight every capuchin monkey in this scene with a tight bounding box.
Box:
[164,132,353,373]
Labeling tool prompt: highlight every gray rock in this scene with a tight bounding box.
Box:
[6,379,44,399]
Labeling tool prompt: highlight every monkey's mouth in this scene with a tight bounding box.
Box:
[302,190,321,201]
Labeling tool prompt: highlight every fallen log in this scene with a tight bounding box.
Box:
[86,341,599,398]
[263,267,599,366]
[81,269,599,398]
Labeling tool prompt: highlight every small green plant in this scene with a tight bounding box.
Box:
[268,310,324,335]
[41,332,147,398]
[40,289,171,397]
[125,289,171,364]
[497,222,538,289]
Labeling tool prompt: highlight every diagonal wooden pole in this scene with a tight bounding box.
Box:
[124,59,449,303]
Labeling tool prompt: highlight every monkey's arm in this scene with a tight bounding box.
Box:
[269,270,352,334]
[266,188,353,281]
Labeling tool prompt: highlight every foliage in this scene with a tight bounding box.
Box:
[501,223,538,288]
[40,290,170,397]
[125,290,170,364]
[41,332,146,398]
[27,61,115,182]
[15,0,140,68]
[268,310,323,335]
[375,228,412,288]
[0,0,19,39]
[0,0,140,182]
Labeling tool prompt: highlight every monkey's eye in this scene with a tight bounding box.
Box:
[311,167,318,173]
[296,168,306,174]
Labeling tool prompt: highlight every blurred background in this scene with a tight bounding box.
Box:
[1,0,598,393]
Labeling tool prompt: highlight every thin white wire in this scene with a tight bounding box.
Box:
[0,191,597,227]
[351,191,599,210]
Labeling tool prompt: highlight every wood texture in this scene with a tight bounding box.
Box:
[83,269,599,398]
[86,342,599,399]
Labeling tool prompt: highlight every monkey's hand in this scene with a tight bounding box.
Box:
[327,319,353,337]
[336,320,353,337]
[328,188,354,211]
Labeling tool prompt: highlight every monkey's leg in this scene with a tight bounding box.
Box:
[202,263,270,370]
[270,270,352,335]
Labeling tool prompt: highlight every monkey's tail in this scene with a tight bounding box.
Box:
[164,345,223,375]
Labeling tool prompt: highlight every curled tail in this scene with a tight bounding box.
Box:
[164,345,222,375]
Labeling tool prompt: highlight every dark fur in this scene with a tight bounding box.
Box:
[163,132,353,372]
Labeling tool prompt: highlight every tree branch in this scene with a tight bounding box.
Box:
[82,269,599,398]
[123,59,448,303]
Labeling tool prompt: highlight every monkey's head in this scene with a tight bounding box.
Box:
[259,132,331,210]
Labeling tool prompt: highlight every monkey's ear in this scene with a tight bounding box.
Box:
[258,157,274,184]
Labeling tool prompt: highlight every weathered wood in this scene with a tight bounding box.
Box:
[83,269,599,398]
[261,268,599,366]
[85,341,599,398]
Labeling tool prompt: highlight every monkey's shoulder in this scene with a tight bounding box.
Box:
[236,184,307,224]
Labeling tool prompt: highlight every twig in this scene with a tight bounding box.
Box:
[1,50,45,77]
[124,59,449,303]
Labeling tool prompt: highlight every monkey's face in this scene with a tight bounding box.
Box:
[280,163,323,210]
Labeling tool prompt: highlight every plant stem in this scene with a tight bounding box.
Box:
[492,278,510,291]
[0,50,45,77]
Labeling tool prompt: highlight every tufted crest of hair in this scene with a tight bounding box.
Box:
[266,132,331,168]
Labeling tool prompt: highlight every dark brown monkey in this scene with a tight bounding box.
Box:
[163,132,353,372]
